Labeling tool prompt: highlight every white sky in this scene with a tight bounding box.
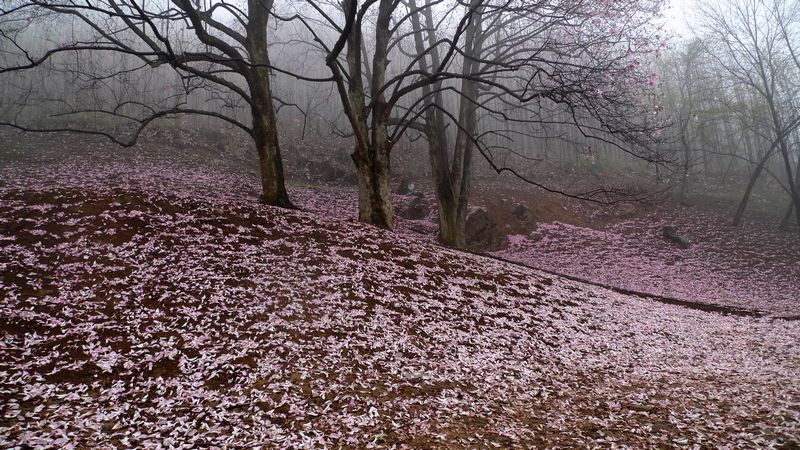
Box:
[663,0,697,41]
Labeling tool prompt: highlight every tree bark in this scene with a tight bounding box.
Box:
[352,140,394,228]
[247,0,292,208]
[679,137,691,206]
[351,0,395,229]
[408,0,481,248]
[733,157,766,226]
[252,111,293,207]
[322,0,395,229]
[436,2,481,249]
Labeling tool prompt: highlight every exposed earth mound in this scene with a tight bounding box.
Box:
[1,159,798,448]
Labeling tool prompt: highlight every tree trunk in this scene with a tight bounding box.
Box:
[780,201,795,229]
[326,0,395,229]
[408,0,480,248]
[791,146,800,230]
[679,170,689,205]
[733,144,775,226]
[411,0,464,247]
[768,102,800,230]
[733,161,764,226]
[679,137,691,205]
[252,113,292,207]
[436,194,468,248]
[444,2,480,249]
[429,131,469,248]
[783,155,800,229]
[778,151,800,229]
[352,142,394,228]
[350,0,395,229]
[247,0,292,208]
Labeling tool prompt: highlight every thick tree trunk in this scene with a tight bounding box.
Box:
[326,0,395,229]
[408,0,480,248]
[431,154,469,248]
[252,114,292,207]
[437,200,460,246]
[352,142,393,228]
[443,14,480,248]
[351,0,395,229]
[410,0,459,246]
[246,0,292,208]
[436,194,468,248]
[441,82,476,248]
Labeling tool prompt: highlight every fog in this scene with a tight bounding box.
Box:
[0,1,799,446]
[2,1,797,220]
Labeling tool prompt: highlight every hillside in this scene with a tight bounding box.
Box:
[1,156,799,448]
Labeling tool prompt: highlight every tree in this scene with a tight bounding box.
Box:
[0,0,293,207]
[698,0,800,229]
[660,39,706,205]
[406,0,482,247]
[276,0,485,229]
[660,39,797,225]
[291,0,669,244]
[405,0,670,247]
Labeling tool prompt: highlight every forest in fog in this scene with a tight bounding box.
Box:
[1,0,797,242]
[1,0,799,448]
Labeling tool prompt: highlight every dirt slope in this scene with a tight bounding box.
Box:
[1,161,798,448]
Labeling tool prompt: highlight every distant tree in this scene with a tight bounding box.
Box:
[0,0,296,207]
[661,39,794,224]
[698,0,800,229]
[660,39,707,205]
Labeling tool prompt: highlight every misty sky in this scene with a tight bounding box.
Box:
[664,0,695,39]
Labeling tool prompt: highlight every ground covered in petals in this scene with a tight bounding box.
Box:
[300,181,800,318]
[1,145,799,448]
[496,211,800,318]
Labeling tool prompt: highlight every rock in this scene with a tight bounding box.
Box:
[662,225,692,249]
[397,177,416,195]
[303,159,347,183]
[466,207,508,251]
[511,203,529,220]
[397,193,430,220]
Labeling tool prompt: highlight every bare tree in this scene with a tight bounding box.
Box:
[406,0,482,247]
[287,0,668,242]
[698,0,800,229]
[0,0,296,207]
[274,0,484,228]
[404,0,669,247]
[661,38,797,225]
[660,39,707,205]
